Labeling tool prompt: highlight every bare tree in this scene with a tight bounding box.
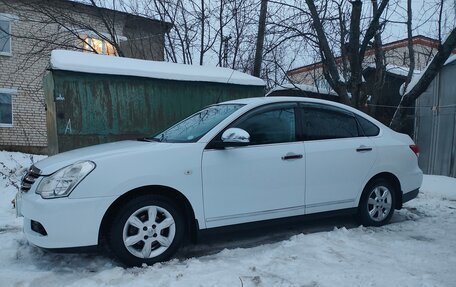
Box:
[307,0,391,107]
[368,0,387,117]
[403,0,415,91]
[141,0,259,70]
[266,0,390,107]
[228,0,258,71]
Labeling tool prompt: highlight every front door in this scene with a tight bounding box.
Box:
[202,104,305,228]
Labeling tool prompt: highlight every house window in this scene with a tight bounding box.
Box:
[0,89,14,127]
[83,37,117,56]
[0,16,12,56]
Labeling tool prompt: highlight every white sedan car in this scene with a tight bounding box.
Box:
[16,97,422,266]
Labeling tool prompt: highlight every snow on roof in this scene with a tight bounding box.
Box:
[266,83,337,96]
[366,64,421,77]
[401,54,456,95]
[50,50,265,86]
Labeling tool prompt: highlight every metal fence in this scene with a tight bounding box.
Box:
[414,62,456,177]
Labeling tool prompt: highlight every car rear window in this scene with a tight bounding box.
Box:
[356,114,380,136]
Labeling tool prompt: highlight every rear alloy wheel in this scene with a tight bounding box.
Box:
[108,195,184,266]
[358,179,396,226]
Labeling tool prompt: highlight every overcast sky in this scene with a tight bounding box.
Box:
[83,0,455,41]
[381,0,455,42]
[77,0,455,71]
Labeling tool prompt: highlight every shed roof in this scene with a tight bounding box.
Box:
[402,54,456,95]
[50,50,265,87]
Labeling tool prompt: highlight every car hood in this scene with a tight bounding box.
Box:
[34,140,169,175]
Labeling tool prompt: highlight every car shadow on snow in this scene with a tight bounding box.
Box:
[177,214,360,259]
[178,205,429,259]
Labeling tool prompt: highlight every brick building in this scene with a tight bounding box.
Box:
[287,35,441,90]
[0,0,171,153]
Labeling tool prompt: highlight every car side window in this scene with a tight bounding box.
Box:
[234,107,296,145]
[355,114,380,136]
[301,106,359,140]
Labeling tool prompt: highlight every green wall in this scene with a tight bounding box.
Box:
[46,70,264,153]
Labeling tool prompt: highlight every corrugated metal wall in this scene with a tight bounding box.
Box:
[415,62,456,177]
[45,70,265,154]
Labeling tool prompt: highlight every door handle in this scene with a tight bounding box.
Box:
[282,154,303,160]
[356,145,373,152]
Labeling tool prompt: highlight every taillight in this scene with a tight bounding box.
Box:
[409,144,420,156]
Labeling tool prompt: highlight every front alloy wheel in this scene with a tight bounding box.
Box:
[123,205,176,259]
[108,195,184,266]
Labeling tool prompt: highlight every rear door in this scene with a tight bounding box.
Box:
[300,103,378,214]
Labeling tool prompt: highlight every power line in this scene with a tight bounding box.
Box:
[366,103,456,109]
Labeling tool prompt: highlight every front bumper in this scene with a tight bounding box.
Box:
[18,188,115,249]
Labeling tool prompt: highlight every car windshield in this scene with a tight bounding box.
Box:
[150,104,244,143]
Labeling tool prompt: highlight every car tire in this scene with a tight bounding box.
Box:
[107,194,185,266]
[358,178,396,227]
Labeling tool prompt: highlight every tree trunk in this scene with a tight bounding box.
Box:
[218,0,224,67]
[348,0,362,108]
[404,0,415,90]
[370,0,386,117]
[199,0,205,65]
[305,0,351,104]
[253,0,268,77]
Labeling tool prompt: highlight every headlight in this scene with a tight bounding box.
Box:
[36,161,96,199]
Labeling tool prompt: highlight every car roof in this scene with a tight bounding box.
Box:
[222,96,343,109]
[222,96,339,105]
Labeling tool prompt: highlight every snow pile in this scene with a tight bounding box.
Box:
[366,63,421,77]
[50,50,265,87]
[0,151,46,226]
[1,151,455,286]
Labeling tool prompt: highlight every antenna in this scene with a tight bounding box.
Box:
[215,68,236,104]
[226,68,236,84]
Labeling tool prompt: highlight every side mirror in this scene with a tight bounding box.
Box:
[221,128,250,144]
[211,128,250,149]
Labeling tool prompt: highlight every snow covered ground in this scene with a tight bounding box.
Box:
[1,151,455,287]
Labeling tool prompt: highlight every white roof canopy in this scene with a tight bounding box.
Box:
[50,50,265,86]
